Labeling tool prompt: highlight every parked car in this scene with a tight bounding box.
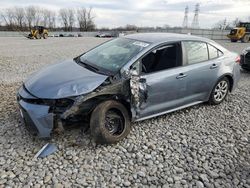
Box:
[17,33,241,144]
[240,47,250,70]
[96,33,113,38]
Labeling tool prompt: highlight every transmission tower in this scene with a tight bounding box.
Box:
[182,6,189,28]
[191,3,200,29]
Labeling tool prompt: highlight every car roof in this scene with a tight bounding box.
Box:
[124,33,210,44]
[124,32,228,53]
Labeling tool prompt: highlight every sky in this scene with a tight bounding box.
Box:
[1,0,250,28]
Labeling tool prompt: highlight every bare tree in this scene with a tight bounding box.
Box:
[59,8,75,31]
[1,8,15,29]
[68,9,75,31]
[25,6,36,30]
[231,18,240,27]
[77,7,95,31]
[13,7,25,29]
[48,10,56,30]
[213,18,230,30]
[41,9,49,27]
[35,7,43,26]
[59,8,69,31]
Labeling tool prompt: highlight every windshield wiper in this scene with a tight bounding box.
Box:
[74,57,112,76]
[76,59,99,73]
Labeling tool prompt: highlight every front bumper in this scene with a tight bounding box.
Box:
[17,86,54,138]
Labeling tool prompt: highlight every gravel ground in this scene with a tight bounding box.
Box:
[0,37,249,187]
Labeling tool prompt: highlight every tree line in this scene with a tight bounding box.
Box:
[0,6,95,31]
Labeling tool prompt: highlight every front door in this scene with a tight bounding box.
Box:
[134,42,188,119]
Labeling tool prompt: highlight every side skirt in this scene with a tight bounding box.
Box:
[135,101,204,122]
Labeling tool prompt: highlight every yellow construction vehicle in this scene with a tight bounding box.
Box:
[227,22,250,43]
[27,26,49,39]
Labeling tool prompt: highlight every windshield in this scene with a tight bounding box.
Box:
[79,38,149,74]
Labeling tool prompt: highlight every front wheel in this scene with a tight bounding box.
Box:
[35,33,41,39]
[90,100,131,144]
[209,77,230,105]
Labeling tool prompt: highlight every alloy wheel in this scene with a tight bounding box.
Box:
[214,80,228,102]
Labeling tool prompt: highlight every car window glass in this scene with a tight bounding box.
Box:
[218,50,223,57]
[208,44,218,59]
[183,41,208,64]
[80,38,149,74]
[141,43,182,73]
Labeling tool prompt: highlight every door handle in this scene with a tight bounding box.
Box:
[176,73,187,79]
[210,64,218,69]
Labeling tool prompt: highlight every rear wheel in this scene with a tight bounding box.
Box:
[241,35,249,43]
[90,100,131,144]
[209,77,230,105]
[43,33,48,39]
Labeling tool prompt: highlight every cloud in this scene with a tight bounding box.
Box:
[1,0,250,28]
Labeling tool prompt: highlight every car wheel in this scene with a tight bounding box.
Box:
[35,33,41,39]
[241,35,249,43]
[90,100,131,144]
[209,77,230,105]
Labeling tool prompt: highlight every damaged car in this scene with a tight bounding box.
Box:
[17,33,241,144]
[240,47,250,71]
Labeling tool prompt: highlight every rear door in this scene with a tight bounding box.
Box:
[181,41,224,103]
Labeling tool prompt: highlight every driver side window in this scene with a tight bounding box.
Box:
[141,42,182,74]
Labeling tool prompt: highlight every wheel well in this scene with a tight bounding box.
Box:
[224,75,234,92]
[83,95,132,120]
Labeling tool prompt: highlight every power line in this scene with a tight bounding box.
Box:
[191,3,200,29]
[182,6,189,28]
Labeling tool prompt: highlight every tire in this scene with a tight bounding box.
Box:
[241,35,249,43]
[43,33,48,39]
[35,33,41,39]
[90,100,131,144]
[231,39,237,42]
[209,77,230,105]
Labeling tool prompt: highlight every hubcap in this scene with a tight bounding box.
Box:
[214,80,228,102]
[105,109,124,135]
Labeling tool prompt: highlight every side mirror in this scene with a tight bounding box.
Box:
[130,61,140,76]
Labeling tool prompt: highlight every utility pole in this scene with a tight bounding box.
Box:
[191,3,200,29]
[182,6,189,28]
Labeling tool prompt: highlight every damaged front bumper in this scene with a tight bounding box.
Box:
[17,86,54,138]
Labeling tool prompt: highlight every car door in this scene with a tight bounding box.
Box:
[136,42,188,119]
[181,41,223,104]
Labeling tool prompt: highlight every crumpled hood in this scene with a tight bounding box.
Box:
[24,60,108,99]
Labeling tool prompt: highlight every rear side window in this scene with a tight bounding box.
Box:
[183,41,208,65]
[207,44,223,59]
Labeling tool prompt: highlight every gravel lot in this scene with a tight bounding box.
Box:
[0,37,249,187]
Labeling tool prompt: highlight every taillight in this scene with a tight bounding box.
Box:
[235,56,241,64]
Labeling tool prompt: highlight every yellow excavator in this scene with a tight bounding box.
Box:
[227,22,250,43]
[27,26,49,39]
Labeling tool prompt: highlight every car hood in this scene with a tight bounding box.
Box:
[24,60,108,99]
